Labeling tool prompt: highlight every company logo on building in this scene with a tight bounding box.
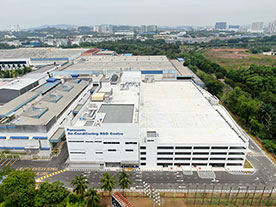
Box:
[66,128,124,136]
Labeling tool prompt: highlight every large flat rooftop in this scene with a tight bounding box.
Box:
[63,55,175,71]
[0,48,87,59]
[140,81,245,144]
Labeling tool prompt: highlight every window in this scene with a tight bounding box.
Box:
[126,149,134,152]
[175,163,190,166]
[211,152,227,155]
[108,149,116,152]
[70,151,85,154]
[68,140,84,143]
[147,140,154,142]
[157,163,171,167]
[95,141,102,143]
[96,152,103,154]
[210,158,226,160]
[125,142,137,145]
[157,152,173,155]
[175,158,190,160]
[141,152,146,155]
[193,158,208,160]
[212,146,228,149]
[141,163,146,166]
[227,163,242,166]
[141,157,146,160]
[175,146,192,149]
[193,152,209,155]
[228,158,243,160]
[230,147,246,150]
[229,152,245,155]
[157,146,174,150]
[192,163,207,166]
[104,142,120,144]
[157,158,173,160]
[175,152,191,155]
[140,146,146,149]
[86,141,94,143]
[194,146,209,150]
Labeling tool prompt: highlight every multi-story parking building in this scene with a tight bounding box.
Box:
[66,71,248,169]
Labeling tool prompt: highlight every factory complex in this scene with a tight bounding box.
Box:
[0,48,248,169]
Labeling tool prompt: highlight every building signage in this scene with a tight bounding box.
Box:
[66,128,124,136]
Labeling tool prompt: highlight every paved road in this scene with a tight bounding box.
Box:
[1,139,276,191]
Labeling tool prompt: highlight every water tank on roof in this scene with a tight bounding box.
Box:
[111,74,119,84]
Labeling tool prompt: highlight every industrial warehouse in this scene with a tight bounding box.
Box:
[65,71,248,170]
[0,52,249,169]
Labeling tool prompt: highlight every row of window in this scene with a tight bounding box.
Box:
[155,163,243,167]
[156,157,244,161]
[156,146,246,150]
[69,141,137,145]
[141,152,245,155]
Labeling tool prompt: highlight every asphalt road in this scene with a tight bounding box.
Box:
[1,138,276,191]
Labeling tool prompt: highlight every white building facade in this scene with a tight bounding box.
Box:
[65,71,249,169]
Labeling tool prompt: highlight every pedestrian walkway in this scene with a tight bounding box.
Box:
[36,169,66,181]
[0,158,18,167]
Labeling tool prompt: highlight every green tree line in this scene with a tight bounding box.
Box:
[0,167,132,207]
[0,67,32,78]
[182,50,276,153]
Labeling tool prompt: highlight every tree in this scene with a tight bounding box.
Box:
[100,172,116,195]
[1,169,36,207]
[66,194,84,207]
[263,139,276,153]
[85,188,101,207]
[35,181,69,207]
[71,175,88,196]
[0,166,13,180]
[118,171,132,195]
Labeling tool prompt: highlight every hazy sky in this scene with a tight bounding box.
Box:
[1,0,276,28]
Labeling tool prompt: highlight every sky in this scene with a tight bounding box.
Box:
[1,0,276,28]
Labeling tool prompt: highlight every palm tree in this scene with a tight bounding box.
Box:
[85,188,101,207]
[119,171,132,195]
[71,174,88,195]
[100,172,116,195]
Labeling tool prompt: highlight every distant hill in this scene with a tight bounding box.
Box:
[26,24,77,30]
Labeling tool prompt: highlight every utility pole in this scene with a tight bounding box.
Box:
[218,185,223,205]
[226,185,232,205]
[234,187,240,206]
[210,185,215,204]
[250,186,258,206]
[193,184,198,206]
[201,184,206,205]
[266,186,274,206]
[258,186,266,206]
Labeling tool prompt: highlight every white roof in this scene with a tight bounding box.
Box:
[140,81,245,145]
[0,78,38,90]
[121,71,141,83]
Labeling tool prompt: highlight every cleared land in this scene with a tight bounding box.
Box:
[204,49,276,69]
[100,191,276,207]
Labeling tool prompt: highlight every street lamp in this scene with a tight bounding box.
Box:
[143,181,161,207]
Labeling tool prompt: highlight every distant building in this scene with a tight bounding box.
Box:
[93,25,113,34]
[228,25,240,32]
[268,21,276,34]
[250,22,264,33]
[141,25,157,33]
[114,31,135,36]
[215,22,227,30]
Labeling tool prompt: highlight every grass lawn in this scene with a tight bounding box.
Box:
[204,49,276,70]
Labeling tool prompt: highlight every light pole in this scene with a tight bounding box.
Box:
[143,181,161,207]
